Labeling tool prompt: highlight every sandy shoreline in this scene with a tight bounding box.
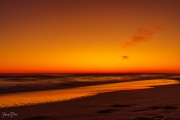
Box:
[1,83,180,120]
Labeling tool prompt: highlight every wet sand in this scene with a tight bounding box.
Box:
[1,83,180,120]
[0,79,178,108]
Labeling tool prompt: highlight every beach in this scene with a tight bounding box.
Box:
[0,76,180,120]
[1,0,180,119]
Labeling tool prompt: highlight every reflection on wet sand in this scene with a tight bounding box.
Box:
[0,79,179,108]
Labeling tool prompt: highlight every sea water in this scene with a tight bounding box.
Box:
[0,73,179,108]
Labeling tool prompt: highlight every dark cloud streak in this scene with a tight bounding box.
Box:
[121,23,164,60]
[123,23,165,49]
[122,56,129,60]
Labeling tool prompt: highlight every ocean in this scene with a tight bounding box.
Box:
[0,73,179,108]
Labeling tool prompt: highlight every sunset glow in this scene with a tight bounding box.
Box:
[0,0,180,73]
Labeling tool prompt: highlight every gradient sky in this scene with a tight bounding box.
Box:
[0,0,180,73]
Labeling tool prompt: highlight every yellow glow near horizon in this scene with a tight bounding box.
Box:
[0,0,180,73]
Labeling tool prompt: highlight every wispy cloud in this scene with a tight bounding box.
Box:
[121,23,165,60]
[122,56,129,60]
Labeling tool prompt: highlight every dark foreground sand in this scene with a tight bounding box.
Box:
[1,84,180,120]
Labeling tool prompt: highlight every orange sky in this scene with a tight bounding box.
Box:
[0,0,180,73]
